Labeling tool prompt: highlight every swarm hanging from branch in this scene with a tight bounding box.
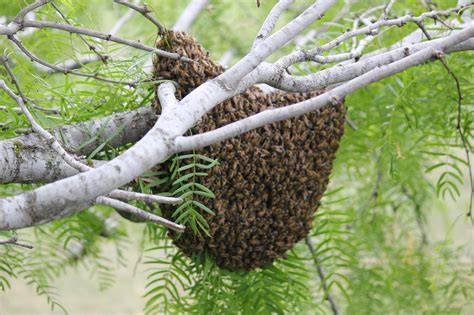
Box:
[153,31,346,271]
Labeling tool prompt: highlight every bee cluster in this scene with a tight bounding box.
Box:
[153,31,345,271]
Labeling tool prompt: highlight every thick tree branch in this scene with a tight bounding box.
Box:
[260,37,473,92]
[175,26,474,150]
[1,70,180,225]
[0,106,157,184]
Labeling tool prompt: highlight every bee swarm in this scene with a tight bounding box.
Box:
[153,31,346,271]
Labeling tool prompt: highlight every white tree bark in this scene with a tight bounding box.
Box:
[173,0,209,31]
[0,0,472,231]
[0,106,157,183]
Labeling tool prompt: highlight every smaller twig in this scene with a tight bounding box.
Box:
[10,36,141,87]
[306,236,340,315]
[253,0,295,49]
[21,20,190,61]
[0,55,26,100]
[114,0,166,35]
[109,190,182,205]
[96,197,185,232]
[12,0,48,25]
[0,236,34,249]
[50,1,108,64]
[277,5,466,67]
[356,167,382,215]
[0,104,58,115]
[29,102,60,115]
[42,4,137,74]
[173,0,209,31]
[383,0,397,18]
[346,118,358,131]
[416,22,473,223]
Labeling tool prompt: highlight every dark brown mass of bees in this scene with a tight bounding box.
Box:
[152,31,346,271]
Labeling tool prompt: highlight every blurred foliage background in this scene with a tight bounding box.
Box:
[0,0,472,314]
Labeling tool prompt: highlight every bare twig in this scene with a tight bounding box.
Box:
[18,20,189,61]
[416,22,473,223]
[12,0,48,25]
[50,1,108,64]
[173,0,209,31]
[0,236,34,249]
[109,190,182,205]
[42,3,138,73]
[253,0,295,49]
[306,236,340,315]
[114,0,166,35]
[279,5,467,67]
[96,197,185,232]
[9,36,142,87]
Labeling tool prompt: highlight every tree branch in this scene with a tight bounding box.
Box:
[306,236,340,315]
[175,26,474,151]
[253,0,295,49]
[173,0,209,31]
[16,20,185,60]
[40,1,138,73]
[114,0,166,35]
[260,37,473,92]
[96,196,185,232]
[0,106,157,184]
[0,236,34,249]
[0,1,471,233]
